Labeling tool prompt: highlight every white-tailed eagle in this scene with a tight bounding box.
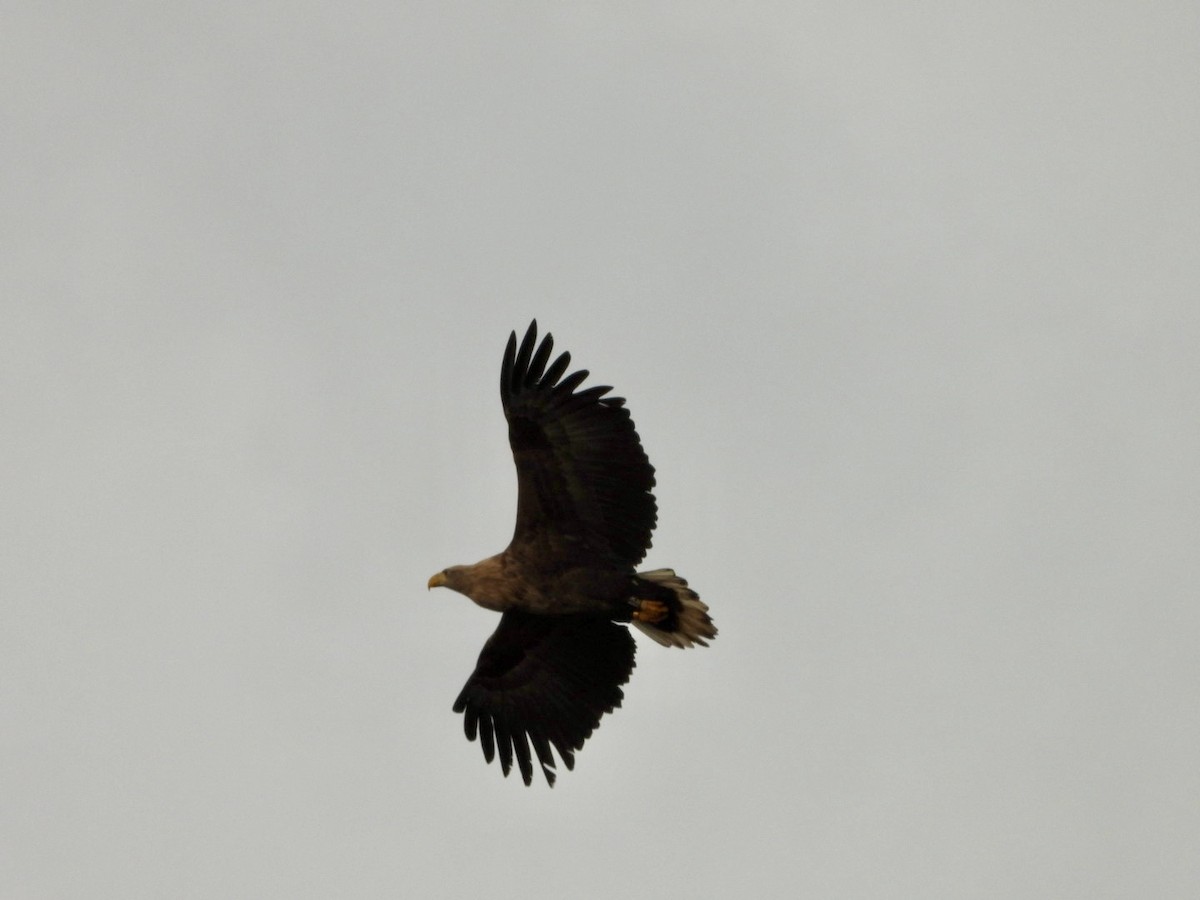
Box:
[428,321,715,786]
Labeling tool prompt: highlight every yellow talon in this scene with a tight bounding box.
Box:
[632,599,669,624]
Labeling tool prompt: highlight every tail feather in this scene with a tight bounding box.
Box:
[632,569,716,649]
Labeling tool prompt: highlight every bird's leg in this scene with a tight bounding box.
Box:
[631,598,669,624]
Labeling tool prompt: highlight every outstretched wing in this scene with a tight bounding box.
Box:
[501,320,657,567]
[452,611,636,786]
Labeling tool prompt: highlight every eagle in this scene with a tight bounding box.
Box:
[427,321,716,786]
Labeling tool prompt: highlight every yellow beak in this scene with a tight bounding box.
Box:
[427,571,447,590]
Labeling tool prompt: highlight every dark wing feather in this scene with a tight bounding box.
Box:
[501,320,657,567]
[452,611,636,786]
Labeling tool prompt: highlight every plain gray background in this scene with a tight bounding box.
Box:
[4,4,1198,897]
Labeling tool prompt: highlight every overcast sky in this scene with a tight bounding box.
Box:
[4,4,1198,898]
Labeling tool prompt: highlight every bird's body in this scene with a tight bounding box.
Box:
[428,321,715,786]
[434,557,630,615]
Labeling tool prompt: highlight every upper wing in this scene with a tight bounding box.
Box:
[501,320,657,567]
[452,610,636,786]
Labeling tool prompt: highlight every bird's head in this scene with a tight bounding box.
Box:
[427,566,466,593]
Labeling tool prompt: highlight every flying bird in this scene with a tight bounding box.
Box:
[428,320,716,786]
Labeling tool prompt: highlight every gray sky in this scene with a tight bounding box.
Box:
[4,4,1198,897]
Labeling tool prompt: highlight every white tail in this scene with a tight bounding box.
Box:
[632,568,716,649]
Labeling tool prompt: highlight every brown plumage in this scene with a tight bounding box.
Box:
[428,321,716,786]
